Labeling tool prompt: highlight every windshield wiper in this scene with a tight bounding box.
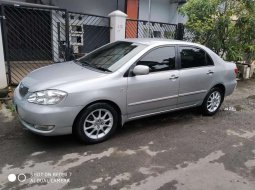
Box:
[96,67,112,72]
[77,60,95,69]
[78,61,112,73]
[79,61,92,67]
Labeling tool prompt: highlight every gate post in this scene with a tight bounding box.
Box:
[108,10,127,42]
[176,23,184,40]
[0,13,8,88]
[65,9,70,61]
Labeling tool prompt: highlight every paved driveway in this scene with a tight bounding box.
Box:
[0,79,255,190]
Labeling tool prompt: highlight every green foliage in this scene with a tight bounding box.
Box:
[179,0,255,63]
[6,102,16,113]
[164,31,176,39]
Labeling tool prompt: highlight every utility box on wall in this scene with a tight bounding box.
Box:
[70,24,84,54]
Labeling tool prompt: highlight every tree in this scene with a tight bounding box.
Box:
[179,0,255,63]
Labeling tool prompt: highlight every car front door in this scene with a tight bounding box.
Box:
[127,46,180,119]
[178,46,215,107]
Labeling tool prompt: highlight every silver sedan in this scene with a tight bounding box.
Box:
[14,39,237,144]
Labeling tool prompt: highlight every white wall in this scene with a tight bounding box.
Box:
[0,20,7,88]
[139,0,187,24]
[139,0,170,23]
[169,2,187,24]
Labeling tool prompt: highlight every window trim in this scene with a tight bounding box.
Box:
[206,53,214,66]
[125,45,178,77]
[177,45,215,70]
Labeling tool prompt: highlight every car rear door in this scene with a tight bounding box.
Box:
[127,46,180,119]
[177,46,215,107]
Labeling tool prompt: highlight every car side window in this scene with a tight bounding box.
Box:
[180,46,214,69]
[137,46,176,72]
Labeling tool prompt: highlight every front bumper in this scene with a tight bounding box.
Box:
[14,89,83,136]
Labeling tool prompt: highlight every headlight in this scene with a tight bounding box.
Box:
[27,90,67,105]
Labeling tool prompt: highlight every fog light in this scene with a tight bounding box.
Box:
[34,125,55,131]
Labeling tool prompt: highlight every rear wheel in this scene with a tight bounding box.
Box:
[201,87,223,116]
[74,103,118,144]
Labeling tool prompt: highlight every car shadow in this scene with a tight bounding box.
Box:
[118,107,202,137]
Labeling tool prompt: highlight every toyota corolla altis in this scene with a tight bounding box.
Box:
[14,39,237,144]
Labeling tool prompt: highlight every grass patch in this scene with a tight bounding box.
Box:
[5,100,16,113]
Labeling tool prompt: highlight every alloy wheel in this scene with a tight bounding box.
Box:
[83,109,113,140]
[207,91,221,113]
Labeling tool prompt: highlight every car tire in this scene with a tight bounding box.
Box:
[201,87,224,116]
[74,103,119,144]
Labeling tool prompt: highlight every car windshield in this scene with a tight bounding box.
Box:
[76,41,146,72]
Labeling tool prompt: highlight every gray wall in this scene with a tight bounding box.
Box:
[139,0,187,24]
[52,0,125,16]
[1,0,126,16]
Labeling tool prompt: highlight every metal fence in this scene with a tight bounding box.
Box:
[183,27,195,42]
[68,11,110,59]
[126,19,179,39]
[1,4,110,85]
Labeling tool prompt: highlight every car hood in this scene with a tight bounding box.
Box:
[21,61,106,92]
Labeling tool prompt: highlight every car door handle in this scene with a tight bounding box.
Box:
[169,75,179,80]
[206,70,214,75]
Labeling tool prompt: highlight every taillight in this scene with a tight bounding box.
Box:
[234,68,238,76]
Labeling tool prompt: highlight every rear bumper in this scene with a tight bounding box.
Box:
[225,80,237,96]
[14,89,83,136]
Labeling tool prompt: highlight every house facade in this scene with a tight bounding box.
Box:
[50,0,187,39]
[56,0,187,24]
[2,0,187,24]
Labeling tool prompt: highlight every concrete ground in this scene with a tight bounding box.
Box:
[0,79,255,190]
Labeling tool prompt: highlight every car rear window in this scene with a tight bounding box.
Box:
[180,46,214,69]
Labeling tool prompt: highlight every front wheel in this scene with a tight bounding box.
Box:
[201,87,224,116]
[74,103,118,144]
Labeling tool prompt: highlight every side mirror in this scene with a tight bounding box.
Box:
[133,65,149,76]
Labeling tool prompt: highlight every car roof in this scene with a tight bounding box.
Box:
[122,38,221,62]
[123,38,199,47]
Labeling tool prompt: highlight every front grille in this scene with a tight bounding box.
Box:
[19,83,29,97]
